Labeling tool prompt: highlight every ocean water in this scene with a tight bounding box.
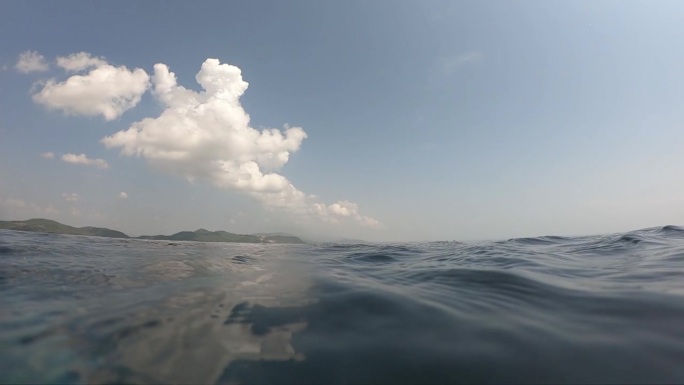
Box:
[2,227,684,384]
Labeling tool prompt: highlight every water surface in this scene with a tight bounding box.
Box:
[2,227,684,383]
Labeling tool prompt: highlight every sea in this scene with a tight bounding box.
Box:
[2,226,684,384]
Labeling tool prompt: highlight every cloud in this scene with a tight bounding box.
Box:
[314,201,380,226]
[442,51,483,74]
[61,153,109,169]
[119,191,128,199]
[61,193,79,202]
[40,151,55,159]
[16,50,49,73]
[56,52,107,72]
[32,53,149,120]
[103,58,378,227]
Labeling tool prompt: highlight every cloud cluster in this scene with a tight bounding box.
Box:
[33,53,149,120]
[103,59,377,226]
[21,51,377,228]
[16,50,49,73]
[61,153,109,169]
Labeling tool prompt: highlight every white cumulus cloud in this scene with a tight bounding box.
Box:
[61,153,109,169]
[103,58,378,227]
[56,52,108,72]
[16,50,49,73]
[40,151,55,159]
[314,201,380,226]
[33,53,149,120]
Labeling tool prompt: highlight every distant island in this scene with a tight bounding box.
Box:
[0,218,129,239]
[0,218,306,244]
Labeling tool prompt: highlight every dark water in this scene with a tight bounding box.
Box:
[3,226,684,384]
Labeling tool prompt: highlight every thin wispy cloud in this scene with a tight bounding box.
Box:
[15,50,49,73]
[61,193,79,202]
[118,192,128,199]
[69,207,106,220]
[442,51,484,74]
[3,197,26,208]
[61,153,109,169]
[40,152,55,159]
[0,196,58,216]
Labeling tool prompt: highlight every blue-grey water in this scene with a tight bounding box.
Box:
[2,226,684,384]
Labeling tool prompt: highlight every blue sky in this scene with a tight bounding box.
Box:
[1,1,683,242]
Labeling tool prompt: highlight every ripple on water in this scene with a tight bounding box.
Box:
[2,228,684,383]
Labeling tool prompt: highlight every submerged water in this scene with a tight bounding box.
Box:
[2,227,684,384]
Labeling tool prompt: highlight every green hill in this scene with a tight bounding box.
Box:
[0,218,129,238]
[0,218,307,244]
[138,228,306,244]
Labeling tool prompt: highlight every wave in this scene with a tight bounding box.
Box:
[3,227,684,383]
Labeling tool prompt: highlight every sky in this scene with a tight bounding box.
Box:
[1,1,684,242]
